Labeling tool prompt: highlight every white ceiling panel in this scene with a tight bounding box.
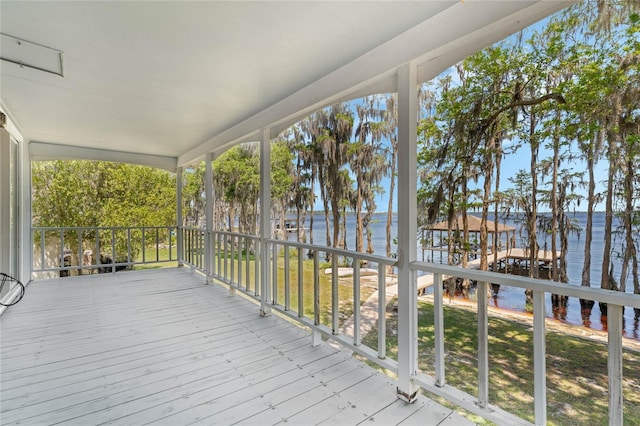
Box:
[0,1,574,168]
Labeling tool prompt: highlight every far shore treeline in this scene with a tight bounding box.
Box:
[32,1,639,319]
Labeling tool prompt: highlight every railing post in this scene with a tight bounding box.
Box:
[259,128,272,316]
[245,238,250,292]
[434,272,445,387]
[331,254,339,334]
[477,280,489,409]
[176,167,184,267]
[533,290,547,425]
[608,304,623,426]
[353,261,361,345]
[284,243,290,311]
[271,242,277,304]
[312,249,321,346]
[396,62,419,403]
[110,228,116,273]
[298,247,304,317]
[377,262,386,359]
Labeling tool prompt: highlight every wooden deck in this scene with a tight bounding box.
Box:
[1,268,470,426]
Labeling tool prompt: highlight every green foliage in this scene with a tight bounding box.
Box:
[32,160,176,260]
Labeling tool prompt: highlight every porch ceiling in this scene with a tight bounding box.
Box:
[0,1,573,169]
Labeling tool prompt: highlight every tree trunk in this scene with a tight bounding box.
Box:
[386,146,397,273]
[525,114,539,308]
[580,146,596,323]
[355,181,364,253]
[599,128,617,316]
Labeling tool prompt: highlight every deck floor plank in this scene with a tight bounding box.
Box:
[1,268,471,426]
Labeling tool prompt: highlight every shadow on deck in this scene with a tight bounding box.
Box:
[1,268,470,425]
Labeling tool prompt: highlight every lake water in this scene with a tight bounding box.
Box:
[293,211,639,339]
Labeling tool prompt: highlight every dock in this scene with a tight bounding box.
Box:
[417,248,560,292]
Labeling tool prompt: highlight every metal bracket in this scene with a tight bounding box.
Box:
[397,387,419,404]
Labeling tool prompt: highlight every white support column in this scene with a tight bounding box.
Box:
[176,167,184,267]
[19,135,31,284]
[396,62,419,403]
[205,153,214,282]
[0,128,11,281]
[260,128,272,316]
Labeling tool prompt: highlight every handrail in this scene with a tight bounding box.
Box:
[412,261,640,307]
[32,225,178,277]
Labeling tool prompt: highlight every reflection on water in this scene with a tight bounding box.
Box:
[483,284,640,340]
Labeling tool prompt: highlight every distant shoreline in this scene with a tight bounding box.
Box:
[304,210,610,215]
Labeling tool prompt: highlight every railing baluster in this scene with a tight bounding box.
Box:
[353,259,361,346]
[40,229,45,272]
[331,254,339,334]
[533,289,547,425]
[77,229,82,275]
[284,244,290,311]
[477,280,489,409]
[95,228,100,271]
[230,234,235,285]
[127,228,132,266]
[377,262,386,359]
[254,239,260,296]
[237,235,243,288]
[272,242,278,305]
[608,303,623,426]
[313,250,320,327]
[167,227,172,261]
[245,238,250,292]
[199,230,204,270]
[217,232,222,277]
[60,230,64,274]
[312,249,321,346]
[223,233,228,281]
[111,228,116,273]
[142,227,146,263]
[298,246,303,317]
[434,272,445,387]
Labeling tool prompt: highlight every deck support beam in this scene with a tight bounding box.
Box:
[396,62,419,403]
[260,128,272,316]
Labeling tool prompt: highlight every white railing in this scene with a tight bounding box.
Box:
[204,230,398,371]
[194,229,640,425]
[182,226,206,273]
[410,261,640,426]
[32,225,178,277]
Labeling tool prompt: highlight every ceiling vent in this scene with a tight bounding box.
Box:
[1,33,64,77]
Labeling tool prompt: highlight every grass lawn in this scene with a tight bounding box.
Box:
[133,246,179,270]
[212,250,378,330]
[362,298,640,425]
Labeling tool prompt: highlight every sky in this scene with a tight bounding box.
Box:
[309,8,610,214]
